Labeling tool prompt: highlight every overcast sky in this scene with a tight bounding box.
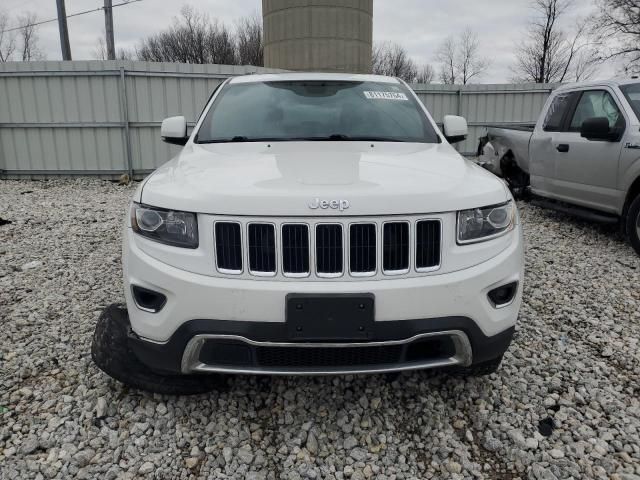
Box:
[1,0,616,83]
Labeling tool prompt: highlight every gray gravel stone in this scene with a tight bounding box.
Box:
[237,445,254,465]
[1,180,639,479]
[139,461,155,474]
[20,437,39,455]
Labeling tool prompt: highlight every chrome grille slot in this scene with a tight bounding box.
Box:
[383,222,409,274]
[349,223,376,275]
[416,220,441,270]
[214,222,242,273]
[316,224,343,276]
[248,224,276,275]
[282,224,310,276]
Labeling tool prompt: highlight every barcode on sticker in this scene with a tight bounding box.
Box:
[363,91,408,101]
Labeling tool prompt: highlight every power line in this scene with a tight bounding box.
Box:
[1,0,143,34]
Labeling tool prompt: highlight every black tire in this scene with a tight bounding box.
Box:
[626,194,640,256]
[91,304,224,395]
[452,355,504,377]
[500,154,530,200]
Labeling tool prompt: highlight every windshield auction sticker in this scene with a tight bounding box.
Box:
[363,91,408,101]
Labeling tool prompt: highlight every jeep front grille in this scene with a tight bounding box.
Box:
[213,217,441,279]
[416,220,441,270]
[248,223,276,275]
[214,222,242,273]
[315,224,343,276]
[383,222,410,274]
[349,223,376,275]
[282,224,310,276]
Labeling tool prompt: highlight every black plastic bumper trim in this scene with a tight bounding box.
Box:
[127,316,515,374]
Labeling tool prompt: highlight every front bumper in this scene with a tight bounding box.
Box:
[128,315,515,375]
[122,224,523,375]
[124,227,523,339]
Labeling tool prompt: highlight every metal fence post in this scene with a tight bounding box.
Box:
[456,88,463,152]
[119,66,133,178]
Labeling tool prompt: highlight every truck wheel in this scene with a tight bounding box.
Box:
[91,304,224,395]
[626,194,640,256]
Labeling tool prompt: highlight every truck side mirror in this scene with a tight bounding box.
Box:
[161,116,188,145]
[443,115,468,144]
[580,117,616,142]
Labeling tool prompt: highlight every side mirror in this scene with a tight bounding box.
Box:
[161,116,188,145]
[580,117,616,141]
[443,115,468,144]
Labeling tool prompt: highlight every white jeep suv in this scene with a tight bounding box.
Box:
[91,73,524,394]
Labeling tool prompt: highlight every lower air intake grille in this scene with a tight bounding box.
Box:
[197,336,457,370]
[316,224,343,275]
[415,220,441,269]
[383,222,409,273]
[350,223,376,274]
[255,345,404,367]
[214,222,242,272]
[248,224,276,274]
[282,224,309,275]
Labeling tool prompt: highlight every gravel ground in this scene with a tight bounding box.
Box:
[1,178,639,480]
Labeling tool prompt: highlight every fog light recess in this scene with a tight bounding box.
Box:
[487,282,518,308]
[132,285,167,313]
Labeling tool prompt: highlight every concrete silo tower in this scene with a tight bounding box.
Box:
[262,0,373,73]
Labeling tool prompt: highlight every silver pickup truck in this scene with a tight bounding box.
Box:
[478,79,640,255]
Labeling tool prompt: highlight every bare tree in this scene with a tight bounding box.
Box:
[16,12,44,61]
[118,49,134,60]
[94,35,134,61]
[512,0,596,83]
[592,0,640,74]
[93,37,108,60]
[415,64,435,84]
[137,6,236,64]
[371,42,417,81]
[515,0,570,83]
[572,49,600,81]
[0,10,16,62]
[561,20,599,81]
[235,14,263,66]
[437,37,457,84]
[436,28,489,84]
[457,29,489,84]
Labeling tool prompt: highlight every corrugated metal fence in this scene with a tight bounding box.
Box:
[0,61,555,178]
[0,61,285,178]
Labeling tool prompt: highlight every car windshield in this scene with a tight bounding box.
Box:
[620,82,640,120]
[195,80,440,144]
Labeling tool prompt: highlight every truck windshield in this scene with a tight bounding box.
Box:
[195,80,440,144]
[621,83,640,121]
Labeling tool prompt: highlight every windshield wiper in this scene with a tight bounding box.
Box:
[197,136,268,144]
[299,134,406,142]
[347,136,405,142]
[197,134,410,143]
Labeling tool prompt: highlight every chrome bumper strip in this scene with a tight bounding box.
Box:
[181,330,473,375]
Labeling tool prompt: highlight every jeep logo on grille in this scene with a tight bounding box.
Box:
[308,198,350,211]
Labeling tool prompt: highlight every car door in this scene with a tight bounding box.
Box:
[549,88,626,213]
[529,90,579,198]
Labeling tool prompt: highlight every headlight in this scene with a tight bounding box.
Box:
[131,203,198,248]
[457,201,515,244]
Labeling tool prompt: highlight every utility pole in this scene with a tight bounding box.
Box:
[104,0,116,60]
[56,0,72,60]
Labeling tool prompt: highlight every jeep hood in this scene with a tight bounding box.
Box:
[140,142,509,216]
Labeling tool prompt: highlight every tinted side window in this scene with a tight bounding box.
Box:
[569,90,623,131]
[620,83,640,121]
[543,92,573,131]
